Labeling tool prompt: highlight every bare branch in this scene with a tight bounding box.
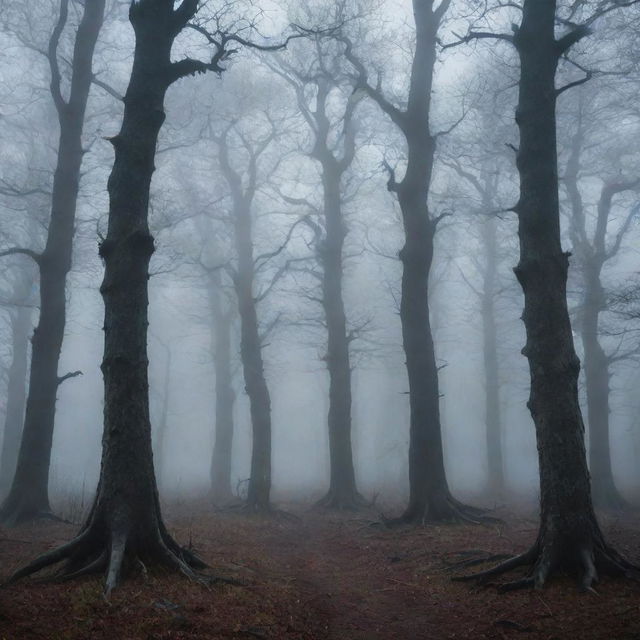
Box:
[57,370,83,386]
[0,247,41,264]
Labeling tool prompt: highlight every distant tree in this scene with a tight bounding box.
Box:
[213,120,279,511]
[561,87,640,510]
[341,0,485,523]
[0,270,35,495]
[208,269,236,504]
[451,0,640,589]
[0,0,106,525]
[267,34,367,509]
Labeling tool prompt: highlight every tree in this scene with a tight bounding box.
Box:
[0,0,105,525]
[0,271,35,495]
[451,0,639,589]
[341,1,484,522]
[563,89,640,510]
[5,0,287,593]
[214,120,277,511]
[267,36,366,509]
[208,269,236,504]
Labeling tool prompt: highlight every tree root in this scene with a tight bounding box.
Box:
[2,516,239,597]
[452,534,640,591]
[382,494,499,527]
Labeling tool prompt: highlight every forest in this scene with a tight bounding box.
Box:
[1,0,640,638]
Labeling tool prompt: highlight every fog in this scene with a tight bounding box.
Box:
[1,0,639,541]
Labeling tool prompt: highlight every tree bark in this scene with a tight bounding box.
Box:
[0,0,105,525]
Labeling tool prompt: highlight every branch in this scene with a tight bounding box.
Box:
[441,30,514,50]
[48,0,69,115]
[340,36,407,131]
[0,247,41,264]
[556,71,592,96]
[254,215,308,272]
[57,370,83,386]
[556,24,592,54]
[91,75,123,101]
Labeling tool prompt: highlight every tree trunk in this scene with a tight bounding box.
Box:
[153,342,171,485]
[565,109,627,510]
[234,205,272,511]
[395,1,480,523]
[458,0,637,589]
[0,0,105,525]
[0,303,32,496]
[481,215,504,494]
[6,1,208,594]
[209,278,235,504]
[316,162,362,509]
[581,270,625,509]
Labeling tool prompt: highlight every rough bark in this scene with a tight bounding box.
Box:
[0,298,32,496]
[457,0,638,589]
[209,275,236,504]
[0,0,105,525]
[5,0,212,593]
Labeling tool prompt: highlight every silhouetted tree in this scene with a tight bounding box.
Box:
[0,272,34,495]
[0,0,105,525]
[564,92,640,510]
[342,0,484,522]
[268,37,366,509]
[452,0,639,589]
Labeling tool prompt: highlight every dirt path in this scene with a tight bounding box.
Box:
[1,507,640,639]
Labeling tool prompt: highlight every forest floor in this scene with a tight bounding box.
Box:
[0,501,639,639]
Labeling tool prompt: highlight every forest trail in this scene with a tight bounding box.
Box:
[1,505,640,639]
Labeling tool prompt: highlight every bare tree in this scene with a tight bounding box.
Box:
[340,1,485,523]
[6,0,305,593]
[450,0,640,589]
[267,34,367,509]
[0,0,106,525]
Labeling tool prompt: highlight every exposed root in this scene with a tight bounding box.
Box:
[1,517,240,597]
[453,533,640,591]
[452,548,536,583]
[383,494,499,527]
[443,553,512,572]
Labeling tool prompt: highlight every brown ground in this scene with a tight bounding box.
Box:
[1,504,639,639]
